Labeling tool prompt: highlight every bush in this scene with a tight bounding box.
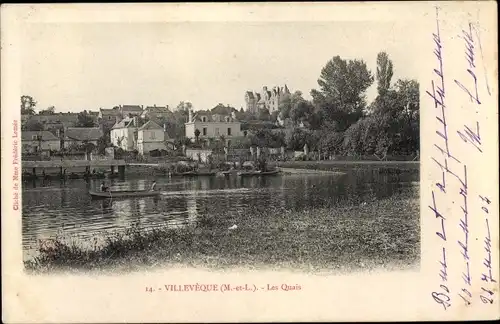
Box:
[174,163,194,173]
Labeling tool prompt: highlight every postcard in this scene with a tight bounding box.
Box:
[1,2,498,322]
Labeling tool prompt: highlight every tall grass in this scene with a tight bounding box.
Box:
[25,191,420,274]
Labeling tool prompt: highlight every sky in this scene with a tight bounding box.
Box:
[21,21,419,113]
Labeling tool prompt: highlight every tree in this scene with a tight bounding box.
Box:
[25,119,44,131]
[278,91,302,120]
[395,79,419,126]
[170,110,189,138]
[394,79,420,154]
[194,128,200,143]
[96,133,110,155]
[286,128,318,151]
[250,129,285,148]
[318,125,344,156]
[79,141,96,154]
[39,106,55,115]
[278,92,292,119]
[311,56,374,130]
[376,52,394,97]
[21,95,37,115]
[76,111,95,127]
[257,108,271,121]
[176,101,193,112]
[290,99,314,126]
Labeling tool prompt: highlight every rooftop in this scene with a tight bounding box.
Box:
[22,131,59,141]
[64,127,104,141]
[120,105,143,112]
[111,118,137,129]
[138,120,163,131]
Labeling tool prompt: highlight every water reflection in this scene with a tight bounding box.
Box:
[22,169,418,256]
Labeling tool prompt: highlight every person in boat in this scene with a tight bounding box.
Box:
[150,180,157,191]
[100,181,109,192]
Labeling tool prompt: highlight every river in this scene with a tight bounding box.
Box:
[22,168,419,260]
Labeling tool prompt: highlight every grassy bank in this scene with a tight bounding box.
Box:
[25,190,419,274]
[275,160,419,173]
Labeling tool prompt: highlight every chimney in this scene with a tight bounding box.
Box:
[163,123,167,132]
[188,109,193,123]
[154,104,156,108]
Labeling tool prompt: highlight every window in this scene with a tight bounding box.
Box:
[225,116,229,122]
[150,131,156,140]
[227,128,232,136]
[202,116,207,122]
[215,128,220,135]
[32,135,38,140]
[203,128,207,136]
[108,116,111,120]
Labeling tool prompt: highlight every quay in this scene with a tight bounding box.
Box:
[22,160,128,177]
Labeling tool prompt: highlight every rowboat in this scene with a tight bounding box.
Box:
[89,190,161,199]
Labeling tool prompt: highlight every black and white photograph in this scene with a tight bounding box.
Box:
[2,2,498,323]
[19,18,420,274]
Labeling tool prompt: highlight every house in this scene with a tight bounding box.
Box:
[184,109,243,141]
[137,120,167,155]
[141,105,173,121]
[110,117,139,151]
[119,105,143,118]
[98,107,122,129]
[25,113,79,131]
[63,127,104,150]
[21,131,61,153]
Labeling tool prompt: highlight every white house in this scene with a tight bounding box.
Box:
[110,117,138,151]
[22,131,61,153]
[184,109,242,141]
[137,120,167,155]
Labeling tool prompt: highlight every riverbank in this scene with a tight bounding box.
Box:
[276,160,419,168]
[280,168,345,175]
[275,160,419,174]
[25,190,420,274]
